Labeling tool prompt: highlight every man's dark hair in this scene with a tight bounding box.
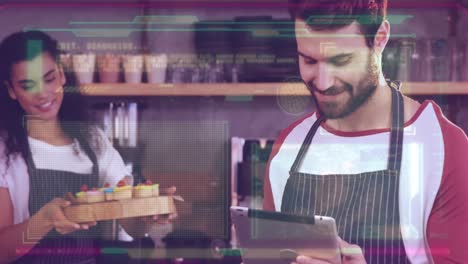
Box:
[289,0,388,47]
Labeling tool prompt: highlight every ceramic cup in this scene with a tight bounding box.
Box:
[72,53,96,84]
[97,54,121,83]
[144,54,168,83]
[59,53,73,75]
[122,55,144,83]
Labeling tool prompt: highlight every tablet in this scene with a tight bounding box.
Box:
[230,206,340,264]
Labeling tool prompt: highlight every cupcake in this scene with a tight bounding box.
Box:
[75,184,105,203]
[86,188,105,203]
[101,182,114,201]
[75,184,89,204]
[112,180,132,200]
[134,180,159,198]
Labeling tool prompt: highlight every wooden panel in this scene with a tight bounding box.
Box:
[64,196,175,223]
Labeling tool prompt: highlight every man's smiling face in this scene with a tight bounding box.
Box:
[296,20,380,119]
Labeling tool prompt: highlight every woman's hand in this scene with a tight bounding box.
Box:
[292,237,366,264]
[38,198,96,235]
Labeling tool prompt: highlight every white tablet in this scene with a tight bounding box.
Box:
[230,206,340,264]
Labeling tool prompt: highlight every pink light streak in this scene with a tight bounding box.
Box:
[0,1,464,10]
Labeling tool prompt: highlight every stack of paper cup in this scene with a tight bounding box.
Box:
[72,54,96,84]
[145,54,168,83]
[122,55,143,83]
[97,54,121,83]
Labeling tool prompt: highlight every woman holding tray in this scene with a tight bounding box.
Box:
[0,31,175,264]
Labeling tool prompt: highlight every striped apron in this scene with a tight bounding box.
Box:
[281,84,410,263]
[14,139,101,264]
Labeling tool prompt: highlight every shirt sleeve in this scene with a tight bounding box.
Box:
[427,109,468,263]
[94,128,133,187]
[0,142,8,188]
[263,166,275,211]
[0,174,7,188]
[263,113,314,212]
[263,138,282,211]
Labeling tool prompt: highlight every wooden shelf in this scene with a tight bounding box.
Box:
[79,82,468,96]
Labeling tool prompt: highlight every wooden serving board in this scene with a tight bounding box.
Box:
[64,196,176,223]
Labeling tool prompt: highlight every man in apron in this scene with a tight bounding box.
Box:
[264,0,468,263]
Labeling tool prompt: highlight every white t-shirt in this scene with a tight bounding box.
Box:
[0,129,131,224]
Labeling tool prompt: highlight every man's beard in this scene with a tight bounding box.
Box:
[306,53,380,119]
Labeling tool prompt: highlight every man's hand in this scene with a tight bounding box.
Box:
[338,238,366,264]
[142,186,178,225]
[292,237,366,264]
[120,186,179,237]
[38,198,96,235]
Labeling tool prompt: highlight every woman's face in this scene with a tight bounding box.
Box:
[6,52,65,121]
